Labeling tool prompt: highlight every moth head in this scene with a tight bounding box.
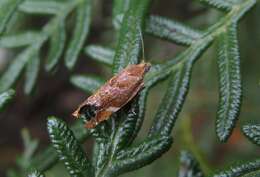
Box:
[78,104,99,123]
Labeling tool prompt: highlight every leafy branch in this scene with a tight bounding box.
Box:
[0,0,92,94]
[1,0,256,176]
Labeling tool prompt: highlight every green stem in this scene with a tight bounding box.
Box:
[180,115,213,176]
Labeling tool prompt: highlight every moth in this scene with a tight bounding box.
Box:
[72,62,151,128]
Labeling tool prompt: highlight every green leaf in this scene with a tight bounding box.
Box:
[127,89,149,145]
[198,0,234,11]
[28,170,45,177]
[0,46,39,92]
[148,38,212,137]
[112,0,151,74]
[0,32,42,48]
[17,128,39,170]
[70,75,104,93]
[24,53,40,94]
[146,15,204,46]
[213,159,260,177]
[178,151,204,177]
[112,96,140,153]
[242,124,260,146]
[31,120,90,172]
[47,117,93,177]
[112,0,130,29]
[85,45,114,66]
[111,135,173,176]
[0,0,23,36]
[216,23,242,142]
[65,0,92,69]
[0,89,15,112]
[45,22,66,71]
[19,0,65,15]
[149,62,193,136]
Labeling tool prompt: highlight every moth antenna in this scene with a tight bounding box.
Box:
[139,27,146,62]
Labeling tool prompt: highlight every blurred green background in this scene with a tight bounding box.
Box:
[0,0,259,176]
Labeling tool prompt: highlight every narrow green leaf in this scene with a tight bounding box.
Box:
[112,0,130,29]
[242,124,260,146]
[178,151,204,177]
[28,170,45,177]
[0,46,38,92]
[0,89,15,112]
[0,32,42,48]
[216,23,242,142]
[31,120,90,172]
[111,135,172,176]
[146,15,204,46]
[112,0,151,74]
[70,75,104,93]
[85,45,114,66]
[24,53,40,94]
[47,117,93,177]
[45,22,66,71]
[93,142,110,174]
[127,89,149,145]
[65,0,92,69]
[149,62,193,136]
[112,96,140,153]
[198,0,234,11]
[0,0,23,36]
[19,0,65,15]
[148,38,212,137]
[213,159,260,177]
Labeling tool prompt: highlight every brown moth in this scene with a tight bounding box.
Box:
[72,62,151,129]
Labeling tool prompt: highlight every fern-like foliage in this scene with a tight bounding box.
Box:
[242,124,260,146]
[213,159,260,177]
[4,0,258,176]
[216,23,242,142]
[0,0,92,94]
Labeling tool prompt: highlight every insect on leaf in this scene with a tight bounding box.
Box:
[216,23,242,142]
